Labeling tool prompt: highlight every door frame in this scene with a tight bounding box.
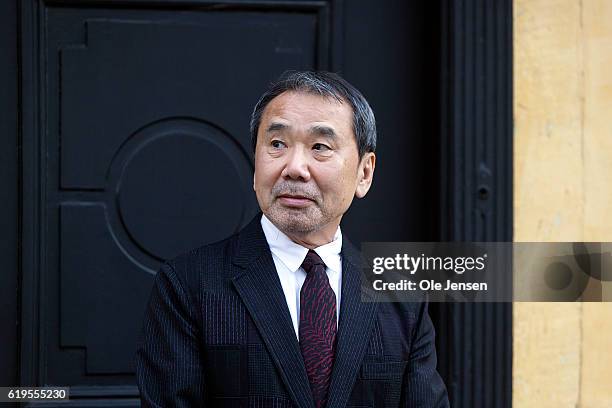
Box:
[435,1,513,407]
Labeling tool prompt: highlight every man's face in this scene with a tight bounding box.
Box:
[253,91,375,242]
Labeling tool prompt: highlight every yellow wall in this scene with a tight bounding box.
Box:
[514,0,612,407]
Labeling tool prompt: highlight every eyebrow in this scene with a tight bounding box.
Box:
[309,125,337,139]
[266,122,288,133]
[264,122,337,139]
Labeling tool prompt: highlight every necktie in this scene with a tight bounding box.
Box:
[299,249,337,408]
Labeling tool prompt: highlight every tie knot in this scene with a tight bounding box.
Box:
[301,249,326,274]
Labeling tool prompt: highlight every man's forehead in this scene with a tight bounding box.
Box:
[264,121,339,139]
[261,90,352,123]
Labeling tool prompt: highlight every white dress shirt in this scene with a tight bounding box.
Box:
[260,214,342,339]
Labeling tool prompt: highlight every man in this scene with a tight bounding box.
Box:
[135,71,449,407]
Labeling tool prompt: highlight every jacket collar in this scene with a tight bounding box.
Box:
[231,214,379,408]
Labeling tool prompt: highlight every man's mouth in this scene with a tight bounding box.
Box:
[276,194,314,208]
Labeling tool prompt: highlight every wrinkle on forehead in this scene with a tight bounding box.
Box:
[265,121,338,140]
[260,91,353,138]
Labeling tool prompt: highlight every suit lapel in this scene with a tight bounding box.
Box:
[326,238,380,408]
[231,215,315,408]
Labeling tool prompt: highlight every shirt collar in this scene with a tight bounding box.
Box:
[260,214,342,273]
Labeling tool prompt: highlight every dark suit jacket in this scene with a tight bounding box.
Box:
[135,215,449,407]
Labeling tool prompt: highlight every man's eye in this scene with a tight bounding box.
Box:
[271,140,286,149]
[313,143,331,151]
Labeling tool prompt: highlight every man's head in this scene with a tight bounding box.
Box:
[251,71,377,247]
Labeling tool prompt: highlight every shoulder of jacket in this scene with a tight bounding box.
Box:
[163,232,241,292]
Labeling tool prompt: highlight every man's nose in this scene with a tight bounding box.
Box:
[281,147,311,181]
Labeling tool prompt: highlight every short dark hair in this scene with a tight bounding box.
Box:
[250,70,377,158]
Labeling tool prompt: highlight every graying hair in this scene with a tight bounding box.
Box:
[249,70,377,158]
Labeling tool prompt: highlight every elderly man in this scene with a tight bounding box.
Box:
[135,71,449,407]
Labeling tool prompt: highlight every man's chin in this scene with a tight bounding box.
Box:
[265,209,321,235]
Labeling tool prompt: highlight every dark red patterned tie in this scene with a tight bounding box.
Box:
[299,249,337,408]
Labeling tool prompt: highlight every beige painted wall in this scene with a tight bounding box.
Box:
[514,0,612,407]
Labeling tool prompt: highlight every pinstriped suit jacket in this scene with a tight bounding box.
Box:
[135,214,449,407]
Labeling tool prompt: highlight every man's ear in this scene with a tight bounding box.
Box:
[252,147,258,191]
[355,152,376,198]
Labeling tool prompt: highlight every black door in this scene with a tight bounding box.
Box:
[6,1,512,407]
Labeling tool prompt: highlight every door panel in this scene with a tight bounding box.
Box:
[32,2,332,393]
